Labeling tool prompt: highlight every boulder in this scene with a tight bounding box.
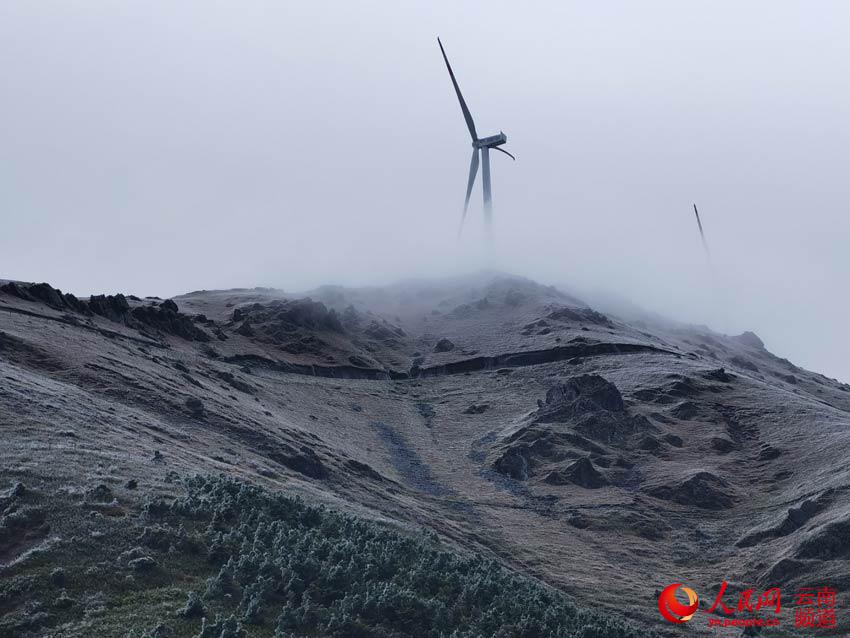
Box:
[544,457,608,488]
[433,338,455,353]
[160,299,179,313]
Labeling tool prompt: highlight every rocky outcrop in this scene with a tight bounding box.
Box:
[0,282,209,341]
[544,457,608,488]
[233,298,344,336]
[647,471,735,510]
[491,375,651,482]
[130,301,211,341]
[671,401,698,420]
[2,281,91,315]
[703,368,732,382]
[547,306,610,326]
[89,294,131,322]
[433,338,455,353]
[534,375,652,445]
[537,375,626,419]
[269,445,327,480]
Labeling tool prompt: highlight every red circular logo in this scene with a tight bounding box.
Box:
[658,583,699,624]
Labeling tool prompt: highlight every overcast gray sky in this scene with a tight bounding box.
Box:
[1,2,849,382]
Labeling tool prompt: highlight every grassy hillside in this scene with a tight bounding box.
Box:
[1,474,650,638]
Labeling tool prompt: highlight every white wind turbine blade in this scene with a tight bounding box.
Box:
[459,148,480,237]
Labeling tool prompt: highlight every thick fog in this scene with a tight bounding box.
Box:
[2,2,849,382]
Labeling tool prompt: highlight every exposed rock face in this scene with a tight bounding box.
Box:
[1,281,90,314]
[703,368,732,382]
[493,446,532,480]
[234,298,344,336]
[0,282,210,341]
[89,294,131,322]
[547,306,610,326]
[671,401,698,420]
[269,445,327,480]
[536,375,625,421]
[235,321,254,337]
[433,338,455,353]
[533,375,651,445]
[638,435,662,451]
[130,301,211,341]
[491,375,651,482]
[544,457,608,488]
[226,299,354,357]
[648,471,735,510]
[662,433,683,448]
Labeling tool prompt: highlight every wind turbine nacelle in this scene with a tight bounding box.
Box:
[476,133,507,148]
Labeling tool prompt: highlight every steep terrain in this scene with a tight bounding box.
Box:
[1,272,849,637]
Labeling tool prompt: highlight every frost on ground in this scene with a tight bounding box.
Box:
[1,273,850,636]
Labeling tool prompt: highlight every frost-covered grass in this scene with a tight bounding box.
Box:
[1,474,652,638]
[135,475,651,638]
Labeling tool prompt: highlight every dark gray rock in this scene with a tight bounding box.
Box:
[185,397,205,417]
[648,471,735,510]
[434,338,455,353]
[671,401,698,420]
[711,437,735,453]
[463,403,489,415]
[492,446,532,481]
[703,368,731,382]
[538,375,625,420]
[160,299,178,313]
[662,433,683,447]
[544,457,608,488]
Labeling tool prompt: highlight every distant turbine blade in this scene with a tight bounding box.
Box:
[492,146,516,160]
[693,203,710,256]
[459,148,480,237]
[437,37,478,141]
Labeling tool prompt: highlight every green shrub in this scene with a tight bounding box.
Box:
[146,475,653,638]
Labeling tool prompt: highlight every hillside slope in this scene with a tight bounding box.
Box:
[1,273,849,636]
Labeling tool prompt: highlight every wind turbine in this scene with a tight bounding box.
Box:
[438,37,514,239]
[692,203,710,259]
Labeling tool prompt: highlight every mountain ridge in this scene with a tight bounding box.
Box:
[2,272,849,636]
